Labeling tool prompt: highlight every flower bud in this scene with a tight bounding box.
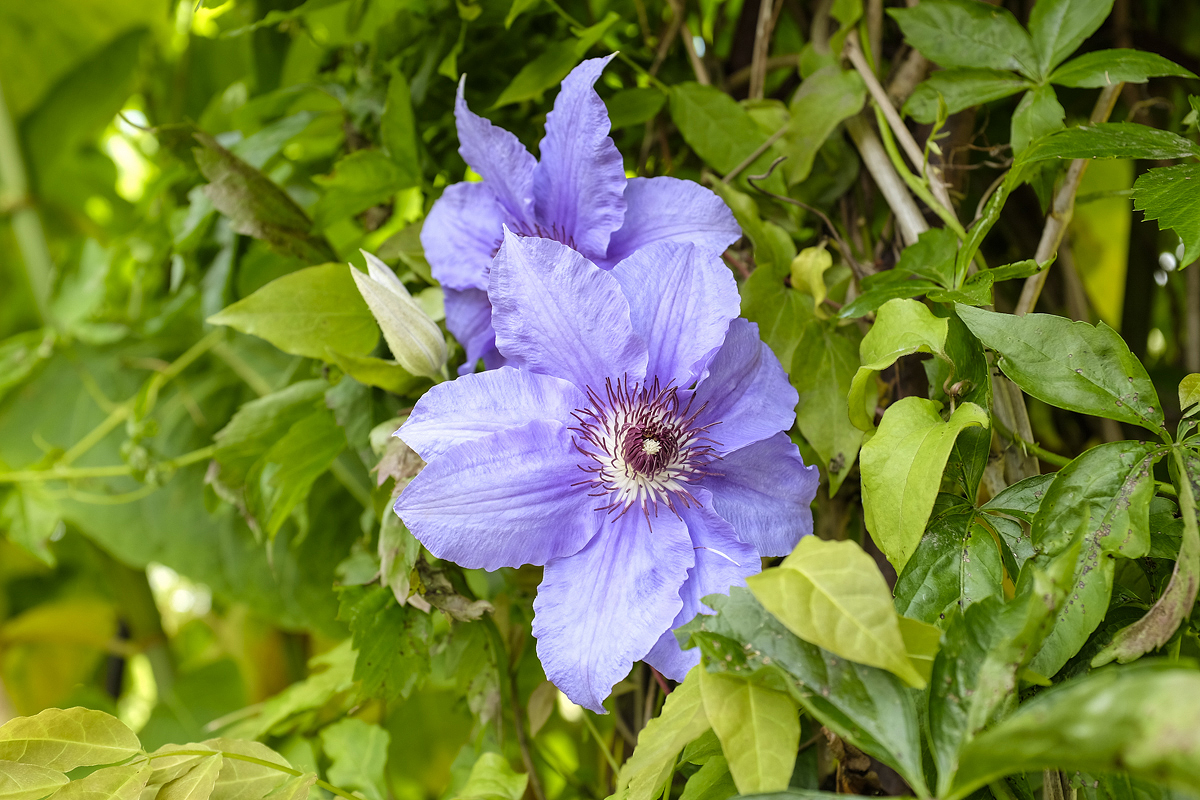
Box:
[350,250,448,379]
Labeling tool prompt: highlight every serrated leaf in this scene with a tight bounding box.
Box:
[0,761,68,800]
[748,537,926,687]
[1027,0,1113,76]
[859,399,989,571]
[615,669,710,800]
[888,0,1040,78]
[212,380,328,490]
[208,264,378,362]
[1133,163,1200,266]
[320,719,388,800]
[246,409,346,539]
[0,708,141,771]
[956,304,1164,434]
[1050,49,1196,88]
[338,585,431,702]
[697,669,799,794]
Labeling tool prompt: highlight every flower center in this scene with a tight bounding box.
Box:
[570,378,720,522]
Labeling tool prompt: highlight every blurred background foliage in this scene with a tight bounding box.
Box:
[2,0,1200,798]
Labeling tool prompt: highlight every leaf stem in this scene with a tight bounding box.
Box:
[990,415,1070,468]
[0,445,216,484]
[581,711,622,775]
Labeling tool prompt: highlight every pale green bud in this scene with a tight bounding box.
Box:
[350,250,448,379]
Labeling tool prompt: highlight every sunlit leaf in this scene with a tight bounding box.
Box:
[0,708,140,771]
[697,669,799,795]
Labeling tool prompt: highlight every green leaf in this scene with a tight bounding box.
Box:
[0,329,52,405]
[792,320,868,495]
[0,486,59,566]
[837,278,941,320]
[928,556,1073,797]
[379,515,421,605]
[678,756,736,800]
[455,753,529,800]
[1011,84,1065,156]
[888,0,1040,79]
[1015,123,1200,170]
[781,66,866,185]
[1027,441,1161,677]
[747,537,927,688]
[894,512,1004,625]
[980,473,1055,524]
[669,83,784,191]
[193,132,336,265]
[956,305,1165,434]
[678,590,928,794]
[904,69,1029,124]
[492,16,619,108]
[615,669,710,800]
[1133,163,1200,266]
[263,774,317,800]
[320,719,389,800]
[1182,374,1200,411]
[947,664,1200,800]
[848,298,949,431]
[0,762,68,800]
[205,739,292,800]
[312,150,418,230]
[504,0,540,27]
[980,258,1047,284]
[1028,0,1113,76]
[157,754,223,800]
[231,112,318,171]
[1092,448,1200,665]
[897,616,942,682]
[0,708,141,771]
[1050,48,1196,87]
[789,246,833,308]
[208,264,378,361]
[225,642,355,740]
[697,669,799,794]
[896,227,959,287]
[53,763,150,800]
[338,585,431,702]
[382,70,420,173]
[246,410,346,539]
[605,88,667,130]
[326,351,428,396]
[860,399,990,571]
[213,380,328,489]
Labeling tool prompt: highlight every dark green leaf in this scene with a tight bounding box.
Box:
[792,321,866,495]
[338,584,431,702]
[321,718,390,800]
[894,513,1003,626]
[1011,84,1065,156]
[896,227,958,287]
[1027,442,1161,676]
[981,474,1056,524]
[679,589,929,795]
[670,83,785,191]
[246,409,346,539]
[956,305,1165,434]
[948,663,1200,800]
[1050,49,1196,88]
[888,0,1040,79]
[781,66,865,185]
[904,69,1030,124]
[1015,123,1200,170]
[194,132,337,264]
[1027,0,1114,76]
[837,279,941,320]
[1133,163,1200,266]
[605,87,667,130]
[382,70,420,172]
[213,380,328,489]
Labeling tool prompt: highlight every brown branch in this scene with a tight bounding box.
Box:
[726,54,799,89]
[844,113,927,247]
[665,0,710,85]
[748,0,782,100]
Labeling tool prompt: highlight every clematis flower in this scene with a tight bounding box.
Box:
[394,230,818,712]
[421,55,742,374]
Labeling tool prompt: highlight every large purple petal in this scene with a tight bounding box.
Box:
[644,491,761,680]
[603,177,742,267]
[702,432,817,557]
[394,420,598,570]
[399,367,585,461]
[533,510,693,712]
[490,230,647,389]
[533,56,627,262]
[455,79,537,224]
[444,288,508,375]
[691,318,797,454]
[421,182,504,291]
[609,242,740,387]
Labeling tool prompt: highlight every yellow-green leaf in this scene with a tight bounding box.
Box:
[615,669,710,800]
[0,708,141,771]
[697,669,799,794]
[0,761,68,800]
[789,245,833,313]
[1181,374,1200,412]
[898,616,942,683]
[747,537,926,688]
[54,763,150,800]
[158,755,222,800]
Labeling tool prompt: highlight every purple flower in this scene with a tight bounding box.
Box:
[421,55,742,374]
[394,230,818,712]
